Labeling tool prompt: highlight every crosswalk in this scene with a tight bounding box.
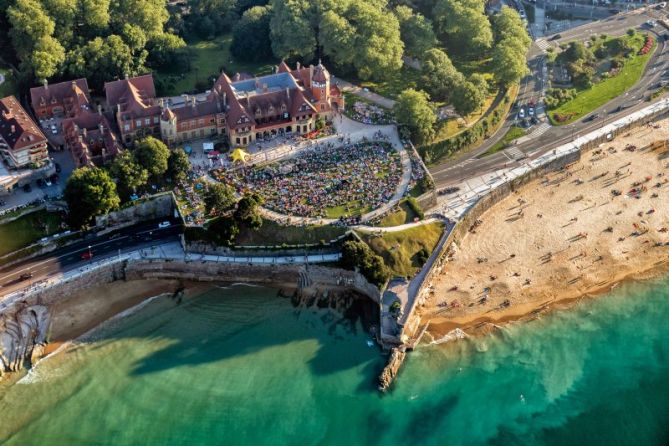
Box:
[504,147,526,160]
[529,122,551,138]
[535,39,552,52]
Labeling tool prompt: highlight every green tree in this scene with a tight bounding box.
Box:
[233,193,263,229]
[207,216,240,246]
[7,0,55,59]
[110,0,169,39]
[30,35,65,80]
[421,48,464,101]
[79,0,111,34]
[433,0,492,56]
[134,136,170,178]
[167,149,191,184]
[122,24,147,52]
[41,0,77,44]
[146,33,187,68]
[66,35,142,89]
[340,240,390,288]
[109,151,149,199]
[394,5,436,57]
[231,5,273,62]
[269,0,317,60]
[394,89,437,145]
[492,39,529,86]
[64,167,120,228]
[204,183,236,217]
[452,75,487,117]
[493,5,531,48]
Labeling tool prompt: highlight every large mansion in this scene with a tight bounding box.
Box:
[107,60,343,148]
[23,61,343,168]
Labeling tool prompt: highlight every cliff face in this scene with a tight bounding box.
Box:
[0,305,50,376]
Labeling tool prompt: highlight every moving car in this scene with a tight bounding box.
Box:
[158,221,171,229]
[18,272,33,281]
[585,113,600,122]
[81,250,94,260]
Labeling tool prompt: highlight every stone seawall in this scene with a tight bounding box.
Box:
[0,259,380,378]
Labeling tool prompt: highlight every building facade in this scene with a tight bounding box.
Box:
[0,96,49,169]
[105,61,344,148]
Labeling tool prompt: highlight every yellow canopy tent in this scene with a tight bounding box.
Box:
[230,148,249,163]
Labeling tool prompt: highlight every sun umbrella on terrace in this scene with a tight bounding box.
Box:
[231,148,249,163]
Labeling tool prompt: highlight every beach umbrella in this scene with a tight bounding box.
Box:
[231,148,249,163]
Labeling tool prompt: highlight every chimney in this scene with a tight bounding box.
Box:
[275,65,279,73]
[223,92,227,108]
[10,125,15,134]
[309,65,314,82]
[97,104,102,115]
[43,79,48,90]
[99,123,104,134]
[117,104,121,113]
[286,87,290,99]
[297,62,301,70]
[191,97,196,108]
[83,128,87,138]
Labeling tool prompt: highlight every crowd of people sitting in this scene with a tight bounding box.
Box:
[225,142,402,218]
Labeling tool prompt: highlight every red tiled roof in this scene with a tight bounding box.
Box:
[0,96,47,151]
[105,74,159,119]
[30,79,90,114]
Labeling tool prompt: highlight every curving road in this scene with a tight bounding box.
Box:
[429,6,669,189]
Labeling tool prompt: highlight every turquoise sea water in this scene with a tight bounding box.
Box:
[2,280,669,445]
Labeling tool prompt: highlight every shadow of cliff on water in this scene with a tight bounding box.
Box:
[88,284,384,387]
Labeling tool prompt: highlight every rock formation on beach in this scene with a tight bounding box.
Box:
[0,305,50,376]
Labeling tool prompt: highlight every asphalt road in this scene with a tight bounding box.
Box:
[429,7,669,188]
[0,219,182,299]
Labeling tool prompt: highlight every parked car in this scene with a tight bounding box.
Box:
[528,107,535,117]
[158,221,171,229]
[518,108,526,119]
[50,124,57,135]
[36,178,45,188]
[45,178,52,187]
[531,116,539,125]
[549,34,562,41]
[658,2,666,9]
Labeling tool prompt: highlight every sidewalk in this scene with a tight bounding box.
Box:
[336,78,396,109]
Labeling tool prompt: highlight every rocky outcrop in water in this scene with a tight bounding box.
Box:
[0,305,50,377]
[378,347,406,392]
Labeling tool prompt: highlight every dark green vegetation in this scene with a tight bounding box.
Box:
[66,136,191,225]
[1,0,187,89]
[0,209,65,257]
[0,67,18,97]
[419,84,519,165]
[340,240,390,288]
[394,3,530,154]
[377,198,423,227]
[358,221,444,278]
[548,33,655,125]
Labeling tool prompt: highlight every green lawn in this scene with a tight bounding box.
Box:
[377,200,420,227]
[549,34,656,125]
[0,210,66,257]
[157,34,277,96]
[480,126,526,157]
[234,219,347,247]
[352,65,423,100]
[359,221,445,277]
[0,68,18,98]
[324,201,373,219]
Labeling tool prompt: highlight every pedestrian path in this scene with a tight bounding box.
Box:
[530,122,551,138]
[535,38,552,52]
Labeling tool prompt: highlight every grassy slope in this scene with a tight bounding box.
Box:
[549,34,656,125]
[359,221,444,277]
[0,210,65,257]
[234,219,347,247]
[377,200,419,227]
[158,34,276,96]
[354,65,423,100]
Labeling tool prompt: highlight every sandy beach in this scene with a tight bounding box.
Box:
[426,119,669,336]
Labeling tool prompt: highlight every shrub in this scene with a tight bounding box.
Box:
[406,197,424,220]
[340,240,390,288]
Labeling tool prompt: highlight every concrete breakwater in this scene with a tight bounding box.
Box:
[0,258,382,379]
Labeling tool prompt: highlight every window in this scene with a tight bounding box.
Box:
[198,119,204,126]
[123,124,130,132]
[236,137,240,144]
[136,119,141,127]
[199,129,204,137]
[191,131,195,138]
[145,118,150,125]
[153,116,159,124]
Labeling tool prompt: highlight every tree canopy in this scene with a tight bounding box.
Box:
[491,6,531,86]
[341,240,390,288]
[421,48,464,102]
[433,0,492,56]
[109,150,149,199]
[6,0,184,86]
[167,149,191,184]
[64,166,120,228]
[394,88,437,145]
[231,5,273,62]
[134,136,170,179]
[394,5,436,57]
[204,183,236,217]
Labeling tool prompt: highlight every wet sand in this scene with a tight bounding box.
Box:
[426,120,669,337]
